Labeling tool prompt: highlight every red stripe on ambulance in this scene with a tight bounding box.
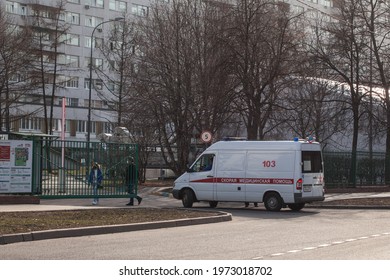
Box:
[191,178,294,184]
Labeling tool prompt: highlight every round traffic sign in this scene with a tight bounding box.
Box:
[200,131,212,143]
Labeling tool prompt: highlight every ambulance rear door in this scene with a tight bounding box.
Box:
[300,144,325,200]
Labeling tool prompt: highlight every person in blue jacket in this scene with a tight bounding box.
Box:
[89,162,103,205]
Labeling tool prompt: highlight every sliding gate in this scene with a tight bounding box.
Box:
[32,139,138,199]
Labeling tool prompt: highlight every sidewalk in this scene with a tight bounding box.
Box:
[323,191,390,201]
[0,186,180,212]
[1,187,390,212]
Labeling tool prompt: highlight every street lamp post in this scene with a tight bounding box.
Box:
[87,17,124,145]
[87,17,124,171]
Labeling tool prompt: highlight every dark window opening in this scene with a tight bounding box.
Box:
[302,151,322,173]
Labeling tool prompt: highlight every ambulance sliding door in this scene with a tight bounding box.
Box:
[215,151,246,201]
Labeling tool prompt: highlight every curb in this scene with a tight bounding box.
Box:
[307,205,390,210]
[0,211,232,245]
[0,195,40,205]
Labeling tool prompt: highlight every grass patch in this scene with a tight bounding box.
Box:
[0,208,215,235]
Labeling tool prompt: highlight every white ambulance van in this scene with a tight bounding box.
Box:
[172,139,325,211]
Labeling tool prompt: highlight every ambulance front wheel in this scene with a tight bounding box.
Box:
[182,189,195,208]
[264,192,283,211]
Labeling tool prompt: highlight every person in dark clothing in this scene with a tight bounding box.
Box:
[125,162,142,206]
[126,194,142,206]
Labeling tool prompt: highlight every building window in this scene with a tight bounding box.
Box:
[84,78,91,90]
[67,78,78,88]
[91,100,103,108]
[84,78,103,90]
[132,4,149,17]
[68,0,80,3]
[324,0,333,7]
[66,12,80,25]
[66,98,79,107]
[5,1,27,16]
[85,37,102,48]
[85,0,104,8]
[94,58,103,69]
[20,5,27,15]
[59,76,79,88]
[9,73,26,82]
[52,119,70,132]
[62,34,80,46]
[58,55,79,67]
[6,1,16,14]
[85,37,92,48]
[95,79,103,90]
[67,55,79,67]
[77,120,86,132]
[108,60,118,71]
[91,122,96,133]
[109,0,127,12]
[84,57,103,69]
[78,120,95,133]
[107,81,117,91]
[20,117,42,131]
[292,5,304,14]
[85,16,103,28]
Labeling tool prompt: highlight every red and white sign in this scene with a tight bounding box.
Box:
[200,131,212,143]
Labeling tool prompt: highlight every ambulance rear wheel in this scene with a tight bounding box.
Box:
[264,192,283,211]
[288,203,305,211]
[209,201,218,208]
[182,189,194,208]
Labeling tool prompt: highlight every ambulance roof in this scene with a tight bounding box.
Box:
[206,140,321,151]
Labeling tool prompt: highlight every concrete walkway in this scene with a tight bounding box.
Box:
[323,191,390,201]
[1,187,390,212]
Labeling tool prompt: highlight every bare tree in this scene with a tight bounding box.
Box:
[309,0,371,186]
[28,0,70,135]
[122,102,159,183]
[280,74,350,148]
[227,0,304,140]
[96,16,136,127]
[0,6,37,132]
[27,0,71,174]
[134,0,235,175]
[358,0,390,183]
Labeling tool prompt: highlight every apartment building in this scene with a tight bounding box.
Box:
[3,0,333,141]
[3,0,152,141]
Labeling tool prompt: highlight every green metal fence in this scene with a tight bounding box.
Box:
[323,151,386,187]
[32,139,138,199]
[5,134,388,194]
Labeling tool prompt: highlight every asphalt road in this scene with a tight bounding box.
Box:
[1,205,390,260]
